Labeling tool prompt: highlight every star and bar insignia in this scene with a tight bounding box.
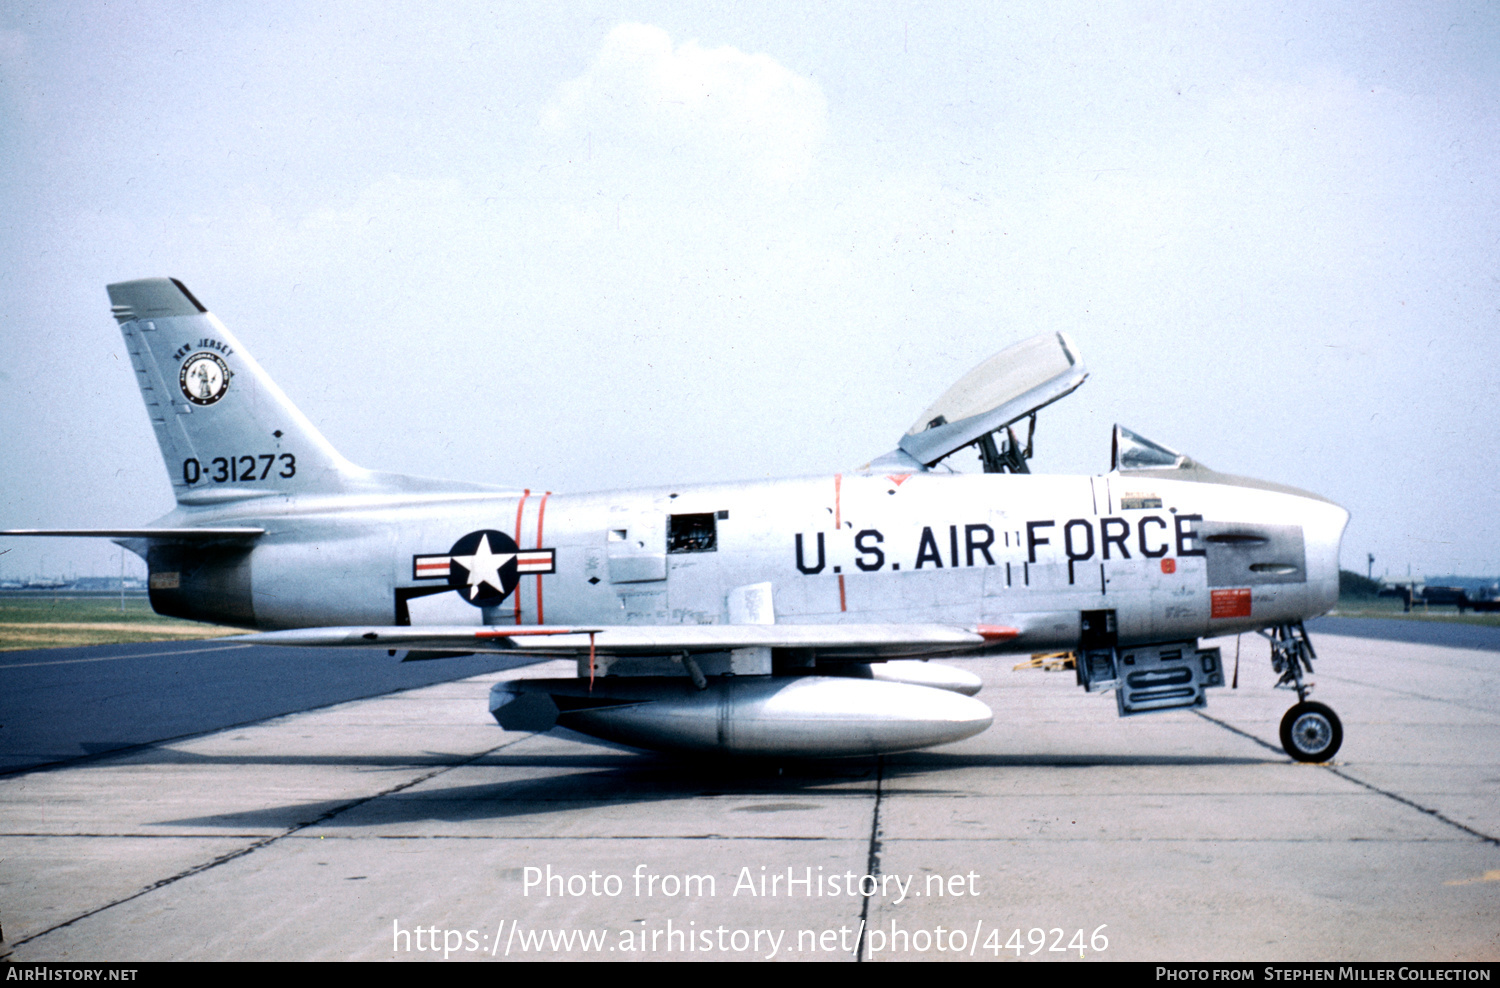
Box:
[413,529,555,608]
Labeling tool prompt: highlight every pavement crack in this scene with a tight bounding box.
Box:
[1194,710,1283,755]
[12,737,527,948]
[854,756,883,964]
[1321,766,1498,846]
[1195,711,1498,846]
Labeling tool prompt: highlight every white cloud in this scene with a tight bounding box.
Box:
[541,23,827,185]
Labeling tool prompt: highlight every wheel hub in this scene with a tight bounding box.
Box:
[1293,713,1332,752]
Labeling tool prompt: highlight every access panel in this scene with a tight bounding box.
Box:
[1114,641,1225,716]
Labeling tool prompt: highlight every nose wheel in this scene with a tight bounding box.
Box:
[1260,622,1343,762]
[1280,701,1343,762]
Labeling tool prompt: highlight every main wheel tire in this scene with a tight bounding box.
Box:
[1280,701,1342,762]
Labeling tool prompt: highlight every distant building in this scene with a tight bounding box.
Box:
[1377,576,1500,612]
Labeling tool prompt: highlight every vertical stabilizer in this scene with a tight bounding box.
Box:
[108,278,359,503]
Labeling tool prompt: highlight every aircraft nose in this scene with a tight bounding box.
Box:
[1300,496,1350,616]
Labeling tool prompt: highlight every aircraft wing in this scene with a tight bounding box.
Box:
[0,528,265,539]
[235,623,1021,659]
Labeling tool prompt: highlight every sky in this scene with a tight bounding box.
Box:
[1,1,1497,582]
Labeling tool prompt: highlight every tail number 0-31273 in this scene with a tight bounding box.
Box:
[182,454,296,485]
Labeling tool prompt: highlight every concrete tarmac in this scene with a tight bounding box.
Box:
[2,631,1496,962]
[0,640,544,774]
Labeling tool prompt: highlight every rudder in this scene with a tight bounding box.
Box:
[108,277,358,503]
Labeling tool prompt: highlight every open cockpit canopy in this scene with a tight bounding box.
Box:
[870,331,1087,472]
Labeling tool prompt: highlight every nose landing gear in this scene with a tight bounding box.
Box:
[1280,701,1342,762]
[1260,622,1343,762]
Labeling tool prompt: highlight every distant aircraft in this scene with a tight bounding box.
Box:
[2,278,1350,761]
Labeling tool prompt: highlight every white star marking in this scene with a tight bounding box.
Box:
[449,534,515,600]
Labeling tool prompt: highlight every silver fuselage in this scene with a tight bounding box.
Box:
[7,278,1355,758]
[149,470,1347,650]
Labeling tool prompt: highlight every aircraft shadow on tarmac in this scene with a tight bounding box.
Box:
[155,748,1280,831]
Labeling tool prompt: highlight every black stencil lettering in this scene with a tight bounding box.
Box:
[965,524,996,566]
[1138,516,1168,558]
[1026,520,1055,563]
[1175,513,1206,557]
[915,527,944,569]
[855,529,885,572]
[1100,517,1131,560]
[1064,518,1095,585]
[795,532,826,574]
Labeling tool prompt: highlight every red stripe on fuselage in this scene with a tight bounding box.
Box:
[535,492,550,624]
[513,490,530,625]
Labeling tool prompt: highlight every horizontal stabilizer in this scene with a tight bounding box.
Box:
[0,528,264,540]
[235,623,1021,659]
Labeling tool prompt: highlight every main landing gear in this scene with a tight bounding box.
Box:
[1260,622,1343,762]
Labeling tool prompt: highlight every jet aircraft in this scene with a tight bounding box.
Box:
[3,278,1350,762]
